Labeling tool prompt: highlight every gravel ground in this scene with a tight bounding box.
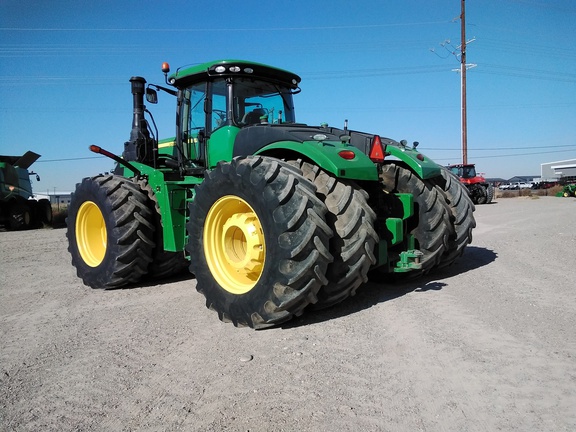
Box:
[1,196,575,431]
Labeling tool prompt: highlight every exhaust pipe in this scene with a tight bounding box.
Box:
[123,76,153,164]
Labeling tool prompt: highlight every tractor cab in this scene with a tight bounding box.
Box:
[449,163,477,180]
[448,163,486,184]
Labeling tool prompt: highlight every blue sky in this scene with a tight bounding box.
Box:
[1,0,575,193]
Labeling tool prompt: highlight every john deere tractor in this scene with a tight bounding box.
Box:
[559,183,576,197]
[67,60,475,328]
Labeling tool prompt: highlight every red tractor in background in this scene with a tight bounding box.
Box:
[447,163,494,204]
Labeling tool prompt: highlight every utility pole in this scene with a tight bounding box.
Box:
[460,0,468,165]
[431,0,475,164]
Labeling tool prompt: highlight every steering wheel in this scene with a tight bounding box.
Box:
[213,109,226,120]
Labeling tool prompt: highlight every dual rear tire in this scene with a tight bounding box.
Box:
[287,160,378,309]
[378,162,475,276]
[429,167,476,268]
[379,163,454,276]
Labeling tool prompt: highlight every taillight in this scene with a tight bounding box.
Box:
[338,150,356,160]
[369,135,386,163]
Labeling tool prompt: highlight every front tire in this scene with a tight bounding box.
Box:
[187,156,333,329]
[485,184,494,204]
[469,183,487,204]
[36,199,53,225]
[66,175,155,289]
[8,201,32,230]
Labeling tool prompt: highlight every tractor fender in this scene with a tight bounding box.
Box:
[231,125,378,181]
[255,140,378,181]
[385,145,441,180]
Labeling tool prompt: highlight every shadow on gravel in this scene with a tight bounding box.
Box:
[283,245,497,329]
[103,269,195,291]
[91,244,497,329]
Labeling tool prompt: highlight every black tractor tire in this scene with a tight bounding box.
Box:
[379,163,453,277]
[428,167,476,269]
[8,201,32,230]
[486,184,494,204]
[469,183,487,204]
[187,156,333,329]
[137,180,189,279]
[288,160,378,309]
[36,199,53,225]
[66,174,155,289]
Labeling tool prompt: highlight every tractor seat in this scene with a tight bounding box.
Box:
[242,108,266,125]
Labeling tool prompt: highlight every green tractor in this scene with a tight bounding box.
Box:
[66,59,475,328]
[1,151,53,230]
[559,183,576,197]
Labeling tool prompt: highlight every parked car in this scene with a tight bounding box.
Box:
[499,182,533,190]
[531,181,557,189]
[508,182,532,190]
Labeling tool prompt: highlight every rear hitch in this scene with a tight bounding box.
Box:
[393,250,424,273]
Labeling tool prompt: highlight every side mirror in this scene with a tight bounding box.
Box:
[146,88,158,104]
[29,171,40,181]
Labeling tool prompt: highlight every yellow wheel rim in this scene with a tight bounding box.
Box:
[204,196,266,294]
[76,201,107,267]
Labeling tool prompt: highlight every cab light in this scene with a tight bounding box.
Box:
[229,66,241,72]
[369,135,386,163]
[338,150,356,160]
[215,66,226,73]
[417,154,425,161]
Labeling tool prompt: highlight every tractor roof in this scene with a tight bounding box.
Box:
[0,151,40,169]
[447,163,476,168]
[168,59,301,89]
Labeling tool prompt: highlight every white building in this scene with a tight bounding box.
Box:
[539,159,576,182]
[35,192,73,206]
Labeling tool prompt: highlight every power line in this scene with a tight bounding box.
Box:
[433,148,575,161]
[477,63,576,83]
[478,38,576,60]
[430,144,576,151]
[36,156,105,163]
[304,65,450,79]
[0,21,450,33]
[504,0,576,14]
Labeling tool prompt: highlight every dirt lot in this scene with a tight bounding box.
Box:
[1,196,575,431]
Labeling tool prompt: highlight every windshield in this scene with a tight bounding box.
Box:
[450,165,477,178]
[232,78,295,126]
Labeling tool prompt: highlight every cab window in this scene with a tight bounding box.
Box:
[232,78,295,126]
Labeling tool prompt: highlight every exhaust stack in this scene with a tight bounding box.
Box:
[123,76,154,164]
